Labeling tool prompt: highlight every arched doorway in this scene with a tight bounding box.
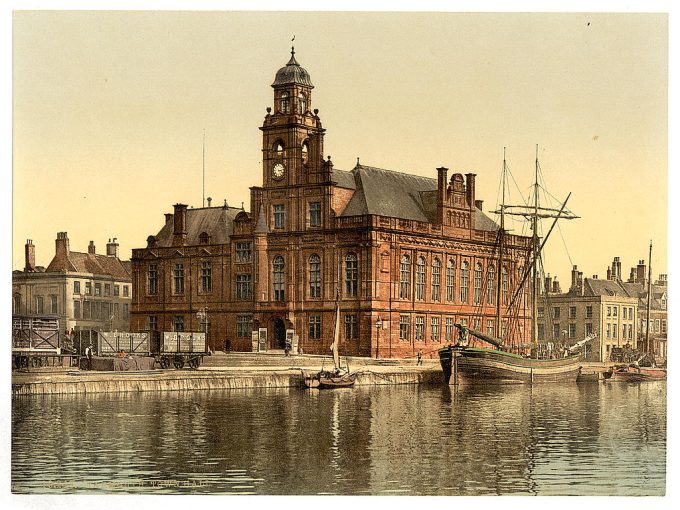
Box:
[273,318,287,349]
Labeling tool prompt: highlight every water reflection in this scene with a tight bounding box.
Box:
[12,382,666,495]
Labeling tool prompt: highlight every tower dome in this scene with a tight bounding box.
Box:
[272,47,314,88]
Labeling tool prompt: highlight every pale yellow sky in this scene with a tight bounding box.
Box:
[12,11,668,282]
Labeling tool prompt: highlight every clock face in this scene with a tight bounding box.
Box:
[272,163,285,180]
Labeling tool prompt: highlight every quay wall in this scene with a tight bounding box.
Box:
[11,367,444,397]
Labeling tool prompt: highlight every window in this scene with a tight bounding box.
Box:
[274,204,285,229]
[121,303,128,319]
[122,285,128,297]
[309,202,321,227]
[553,307,561,319]
[553,324,561,340]
[83,301,91,319]
[174,315,184,332]
[114,284,120,297]
[199,232,210,245]
[585,322,593,336]
[473,263,483,304]
[236,242,252,263]
[487,265,495,305]
[569,323,576,339]
[400,255,411,299]
[302,141,309,163]
[569,307,576,319]
[174,264,185,294]
[607,306,611,317]
[445,318,454,342]
[309,315,321,340]
[148,265,158,295]
[94,302,101,320]
[622,324,627,340]
[446,260,455,302]
[415,316,424,341]
[50,295,58,314]
[501,266,509,305]
[415,257,426,300]
[309,254,321,298]
[74,281,81,294]
[586,306,593,319]
[486,320,494,336]
[236,274,253,300]
[201,261,212,292]
[280,91,290,113]
[102,302,110,322]
[345,253,358,297]
[345,315,358,340]
[538,307,545,319]
[629,307,634,319]
[613,324,618,339]
[94,283,101,296]
[606,323,611,339]
[460,262,469,302]
[661,319,667,335]
[612,307,618,318]
[298,92,307,114]
[104,284,111,297]
[431,259,441,302]
[399,315,410,341]
[655,319,660,333]
[273,256,285,301]
[114,303,119,319]
[629,324,633,340]
[237,315,253,338]
[537,323,545,341]
[431,317,440,342]
[35,296,44,315]
[148,316,158,331]
[473,318,481,331]
[623,307,628,320]
[85,282,92,295]
[73,301,81,319]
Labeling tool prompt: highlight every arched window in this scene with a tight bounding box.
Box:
[446,260,455,302]
[198,231,210,245]
[274,140,284,156]
[415,257,426,300]
[345,253,358,297]
[298,92,307,114]
[431,258,441,302]
[487,265,496,305]
[460,261,469,303]
[280,91,290,114]
[473,263,483,304]
[309,254,321,298]
[501,266,509,305]
[273,256,285,301]
[301,140,309,163]
[400,255,411,299]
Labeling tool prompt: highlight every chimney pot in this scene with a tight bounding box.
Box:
[88,241,96,254]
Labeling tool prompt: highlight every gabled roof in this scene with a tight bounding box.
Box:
[337,164,499,231]
[584,278,632,298]
[153,206,243,247]
[46,251,131,279]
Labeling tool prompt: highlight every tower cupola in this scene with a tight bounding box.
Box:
[272,47,314,88]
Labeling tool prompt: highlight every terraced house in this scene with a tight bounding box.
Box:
[130,49,533,357]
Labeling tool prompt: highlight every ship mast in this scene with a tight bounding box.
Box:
[532,145,539,350]
[645,240,653,355]
[495,148,506,340]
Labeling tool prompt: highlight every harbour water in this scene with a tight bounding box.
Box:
[11,381,666,495]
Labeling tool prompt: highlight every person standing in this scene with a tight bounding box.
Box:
[85,343,93,370]
[417,349,423,366]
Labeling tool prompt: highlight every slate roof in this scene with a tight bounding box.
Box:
[46,251,131,279]
[584,278,633,298]
[153,206,243,247]
[621,281,667,309]
[337,164,499,231]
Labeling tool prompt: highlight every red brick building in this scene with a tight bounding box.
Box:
[130,49,533,357]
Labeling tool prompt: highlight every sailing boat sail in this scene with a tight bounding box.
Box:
[303,298,358,389]
[438,148,595,384]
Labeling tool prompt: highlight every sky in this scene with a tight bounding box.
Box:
[11,11,668,283]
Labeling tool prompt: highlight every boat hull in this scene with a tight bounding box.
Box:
[302,370,357,389]
[439,346,582,384]
[608,365,666,382]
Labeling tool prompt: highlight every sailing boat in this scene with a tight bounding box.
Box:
[438,147,594,384]
[302,298,357,389]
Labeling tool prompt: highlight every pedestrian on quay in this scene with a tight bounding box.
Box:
[85,343,93,370]
[417,349,423,366]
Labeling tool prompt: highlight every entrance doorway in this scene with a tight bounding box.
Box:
[273,318,286,349]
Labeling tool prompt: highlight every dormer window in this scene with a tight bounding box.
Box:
[199,232,210,245]
[280,91,290,114]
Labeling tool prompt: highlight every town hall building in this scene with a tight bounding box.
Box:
[130,49,533,358]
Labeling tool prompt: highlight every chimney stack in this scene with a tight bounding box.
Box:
[552,278,562,294]
[613,256,622,281]
[106,238,119,258]
[636,260,646,286]
[571,265,579,292]
[173,204,188,246]
[465,173,476,208]
[24,239,36,272]
[544,274,553,296]
[436,167,449,225]
[628,267,636,283]
[607,267,612,280]
[55,232,70,260]
[88,241,96,254]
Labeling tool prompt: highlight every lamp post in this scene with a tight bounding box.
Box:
[375,317,383,359]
